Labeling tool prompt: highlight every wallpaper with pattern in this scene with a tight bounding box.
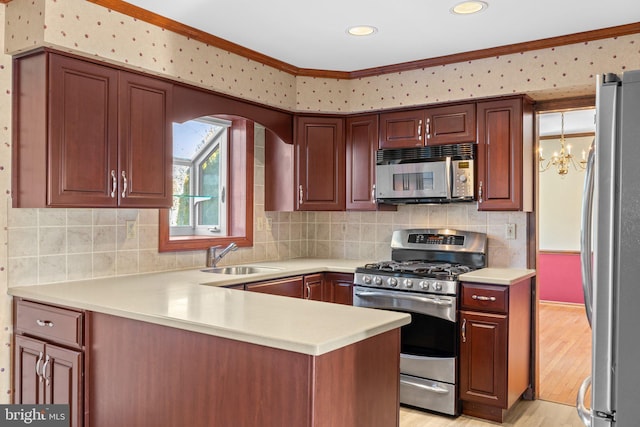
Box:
[1,0,639,400]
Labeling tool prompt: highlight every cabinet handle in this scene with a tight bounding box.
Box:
[110,170,117,198]
[461,318,467,343]
[425,118,431,139]
[35,351,44,383]
[36,319,54,327]
[298,185,304,205]
[121,171,128,198]
[371,184,376,204]
[305,283,311,299]
[417,119,423,141]
[478,181,483,203]
[472,294,497,302]
[42,354,51,387]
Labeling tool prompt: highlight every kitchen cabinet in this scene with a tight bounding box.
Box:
[13,300,85,427]
[295,116,346,210]
[12,49,173,208]
[379,103,476,148]
[476,96,533,211]
[346,115,378,210]
[458,278,532,423]
[245,276,304,298]
[304,273,325,301]
[325,272,354,305]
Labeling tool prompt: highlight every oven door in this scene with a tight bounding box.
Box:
[353,286,457,380]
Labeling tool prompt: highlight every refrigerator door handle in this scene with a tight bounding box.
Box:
[580,138,596,326]
[577,375,592,426]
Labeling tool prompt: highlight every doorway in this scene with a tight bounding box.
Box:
[536,107,594,406]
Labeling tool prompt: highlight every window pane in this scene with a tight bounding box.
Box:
[171,164,191,227]
[199,147,220,226]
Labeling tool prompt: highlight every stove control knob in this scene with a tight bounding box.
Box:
[434,282,443,291]
[459,174,468,183]
[374,276,383,286]
[404,279,414,288]
[387,277,399,287]
[419,280,430,290]
[362,275,372,285]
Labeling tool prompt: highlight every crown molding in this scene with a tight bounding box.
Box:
[3,1,626,80]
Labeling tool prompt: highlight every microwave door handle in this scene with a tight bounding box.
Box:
[446,157,453,199]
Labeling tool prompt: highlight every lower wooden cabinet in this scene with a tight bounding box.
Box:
[245,276,304,298]
[458,279,532,422]
[245,272,354,304]
[325,272,354,305]
[13,300,85,427]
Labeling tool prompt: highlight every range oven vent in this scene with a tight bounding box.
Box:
[376,143,475,164]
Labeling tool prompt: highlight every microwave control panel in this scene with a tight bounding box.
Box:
[451,160,474,199]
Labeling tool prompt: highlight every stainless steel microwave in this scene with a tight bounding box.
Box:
[375,143,475,204]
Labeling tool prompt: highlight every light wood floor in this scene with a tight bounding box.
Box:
[400,399,586,427]
[538,301,592,406]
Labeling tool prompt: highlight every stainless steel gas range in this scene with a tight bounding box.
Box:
[353,228,487,416]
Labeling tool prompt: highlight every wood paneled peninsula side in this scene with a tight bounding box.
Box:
[9,259,410,427]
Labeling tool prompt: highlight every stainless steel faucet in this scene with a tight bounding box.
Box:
[206,242,238,267]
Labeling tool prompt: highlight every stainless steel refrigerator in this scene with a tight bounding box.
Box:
[578,70,640,426]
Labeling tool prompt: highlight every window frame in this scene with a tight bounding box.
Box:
[170,117,230,237]
[159,118,254,252]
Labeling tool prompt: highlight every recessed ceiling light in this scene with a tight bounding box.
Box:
[451,1,488,15]
[347,25,378,36]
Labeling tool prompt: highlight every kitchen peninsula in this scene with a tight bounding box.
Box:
[10,259,410,427]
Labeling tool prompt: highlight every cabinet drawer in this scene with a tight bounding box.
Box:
[460,283,508,313]
[15,300,83,348]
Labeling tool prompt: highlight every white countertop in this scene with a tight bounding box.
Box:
[459,268,536,285]
[8,258,410,356]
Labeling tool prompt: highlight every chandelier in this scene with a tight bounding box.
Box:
[539,112,587,175]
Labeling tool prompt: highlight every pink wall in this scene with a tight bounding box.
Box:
[538,252,585,304]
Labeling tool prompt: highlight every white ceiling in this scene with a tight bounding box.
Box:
[126,0,640,72]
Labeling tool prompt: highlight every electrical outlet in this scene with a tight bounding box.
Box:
[126,220,137,239]
[257,217,264,231]
[506,223,516,240]
[265,217,273,231]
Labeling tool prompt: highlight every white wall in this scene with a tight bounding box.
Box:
[538,135,593,251]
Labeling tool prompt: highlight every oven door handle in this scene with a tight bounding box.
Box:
[400,379,450,394]
[354,290,453,307]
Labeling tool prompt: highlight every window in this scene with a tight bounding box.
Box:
[159,117,254,253]
[171,117,230,237]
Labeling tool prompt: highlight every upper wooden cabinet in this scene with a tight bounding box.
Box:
[476,96,533,211]
[379,103,476,148]
[12,50,172,208]
[346,115,378,210]
[295,116,346,211]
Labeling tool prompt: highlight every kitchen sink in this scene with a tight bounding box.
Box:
[200,266,282,275]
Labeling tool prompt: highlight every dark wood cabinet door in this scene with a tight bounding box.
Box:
[459,310,508,407]
[118,71,173,208]
[14,335,46,405]
[477,98,527,211]
[379,110,424,149]
[246,276,304,298]
[325,273,354,305]
[425,103,476,145]
[45,344,83,427]
[48,53,119,207]
[346,115,378,210]
[304,273,325,300]
[295,116,345,211]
